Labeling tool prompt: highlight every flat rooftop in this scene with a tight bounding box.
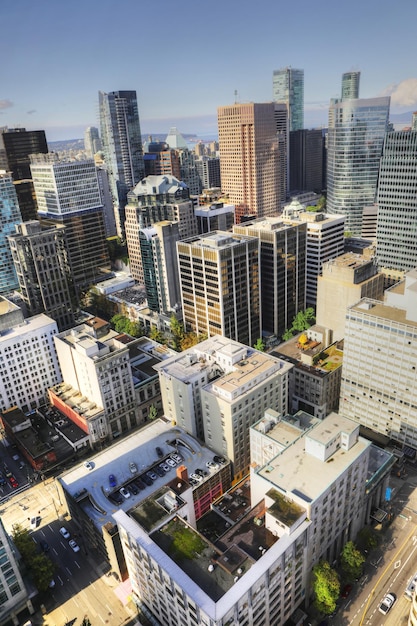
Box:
[253,411,319,447]
[350,299,417,329]
[59,421,225,530]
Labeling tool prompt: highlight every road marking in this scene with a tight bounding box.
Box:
[105,603,112,613]
[72,596,80,607]
[65,567,72,576]
[58,575,63,586]
[53,548,58,555]
[74,560,80,569]
[98,615,105,624]
[60,541,66,549]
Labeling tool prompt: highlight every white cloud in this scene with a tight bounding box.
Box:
[0,99,13,111]
[381,78,417,107]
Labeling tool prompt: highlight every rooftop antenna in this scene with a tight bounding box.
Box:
[234,89,239,104]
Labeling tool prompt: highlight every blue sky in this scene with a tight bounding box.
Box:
[1,0,417,141]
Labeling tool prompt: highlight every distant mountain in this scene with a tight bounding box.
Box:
[390,111,415,124]
[48,138,84,152]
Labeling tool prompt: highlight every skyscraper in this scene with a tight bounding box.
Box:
[177,232,261,347]
[84,126,102,158]
[273,67,304,131]
[289,129,325,194]
[341,71,360,100]
[99,90,145,239]
[30,153,110,295]
[217,102,280,222]
[376,130,417,272]
[274,102,289,201]
[0,170,22,293]
[326,96,390,235]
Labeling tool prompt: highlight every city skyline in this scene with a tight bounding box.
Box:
[2,0,417,141]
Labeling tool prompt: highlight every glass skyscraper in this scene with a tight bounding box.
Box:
[327,96,390,235]
[99,90,145,239]
[0,171,22,293]
[376,130,417,271]
[273,67,304,131]
[341,71,360,100]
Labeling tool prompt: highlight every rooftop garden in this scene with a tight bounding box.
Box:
[154,517,207,563]
[267,489,305,527]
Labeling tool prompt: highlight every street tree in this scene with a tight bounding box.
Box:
[313,560,340,615]
[340,541,365,581]
[254,338,265,351]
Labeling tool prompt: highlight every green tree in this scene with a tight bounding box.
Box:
[148,404,158,421]
[111,313,130,334]
[254,338,266,351]
[313,560,340,615]
[12,525,55,592]
[340,541,365,581]
[149,326,166,344]
[357,526,378,551]
[317,195,326,210]
[282,328,293,341]
[291,307,316,332]
[180,332,199,351]
[170,315,185,350]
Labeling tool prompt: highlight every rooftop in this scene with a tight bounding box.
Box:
[253,411,319,447]
[350,298,417,329]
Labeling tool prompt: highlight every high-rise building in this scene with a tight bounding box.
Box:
[273,67,304,131]
[125,175,197,283]
[340,268,417,450]
[289,129,325,195]
[0,170,22,293]
[195,156,221,190]
[30,153,110,295]
[177,232,261,347]
[165,127,200,195]
[233,217,307,338]
[327,96,390,235]
[0,299,61,413]
[376,130,417,272]
[217,102,280,222]
[0,127,48,221]
[84,126,102,158]
[274,102,289,202]
[143,140,181,179]
[8,220,75,331]
[341,71,360,100]
[412,112,417,131]
[98,90,145,239]
[194,200,235,234]
[139,221,181,314]
[0,517,33,625]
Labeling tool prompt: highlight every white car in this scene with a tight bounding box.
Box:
[119,487,131,499]
[30,515,41,530]
[129,462,138,474]
[190,473,203,482]
[69,539,80,553]
[84,461,93,471]
[379,592,396,614]
[59,527,70,539]
[166,458,177,468]
[206,460,219,470]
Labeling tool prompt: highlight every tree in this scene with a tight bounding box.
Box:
[170,315,185,350]
[148,404,158,421]
[111,313,130,334]
[180,332,199,351]
[357,526,378,551]
[313,560,340,615]
[340,541,365,581]
[254,338,266,351]
[282,328,294,341]
[12,524,55,592]
[149,326,165,344]
[81,618,92,626]
[291,307,316,332]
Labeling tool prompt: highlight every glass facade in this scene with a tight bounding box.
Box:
[327,96,390,235]
[273,68,304,132]
[0,172,21,293]
[376,130,417,271]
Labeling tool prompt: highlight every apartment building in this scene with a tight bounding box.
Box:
[0,518,32,626]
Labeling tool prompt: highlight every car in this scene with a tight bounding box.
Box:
[170,453,183,464]
[84,461,93,471]
[341,584,352,599]
[30,516,41,530]
[378,592,396,614]
[135,478,146,490]
[195,468,208,477]
[405,573,417,600]
[156,446,163,458]
[109,474,117,488]
[48,579,55,588]
[59,527,70,540]
[40,539,49,552]
[189,477,198,486]
[69,539,80,553]
[206,460,219,470]
[166,458,177,468]
[110,491,124,504]
[3,465,12,478]
[190,473,203,482]
[129,482,139,495]
[154,465,165,477]
[159,463,170,473]
[129,462,138,474]
[119,487,130,499]
[213,455,226,465]
[9,476,18,488]
[141,474,153,486]
[146,470,158,481]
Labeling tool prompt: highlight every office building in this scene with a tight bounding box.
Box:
[165,127,200,194]
[376,130,417,272]
[125,175,197,283]
[412,112,417,131]
[195,156,221,190]
[0,127,48,221]
[316,253,384,341]
[177,232,261,347]
[30,153,110,295]
[0,171,22,294]
[154,335,292,478]
[8,221,75,331]
[217,102,280,222]
[361,204,378,241]
[272,325,343,419]
[99,90,145,239]
[84,126,102,158]
[96,165,117,237]
[274,102,289,202]
[327,96,390,235]
[341,71,360,100]
[340,268,417,449]
[273,67,304,131]
[139,221,181,314]
[194,200,235,234]
[0,299,61,413]
[143,140,181,179]
[0,517,33,626]
[289,129,324,195]
[233,218,306,338]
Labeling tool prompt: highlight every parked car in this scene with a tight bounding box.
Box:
[119,487,130,499]
[379,592,396,614]
[166,458,177,468]
[206,460,219,470]
[156,446,163,458]
[9,476,18,488]
[159,463,170,473]
[129,462,138,474]
[30,516,41,530]
[59,527,70,540]
[135,478,146,490]
[195,468,208,477]
[171,453,183,464]
[213,455,226,465]
[141,474,153,487]
[154,465,165,477]
[3,464,12,478]
[129,482,139,495]
[341,584,352,599]
[69,539,80,553]
[40,540,49,552]
[146,470,158,481]
[190,473,203,482]
[110,491,124,504]
[109,474,117,488]
[84,461,93,471]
